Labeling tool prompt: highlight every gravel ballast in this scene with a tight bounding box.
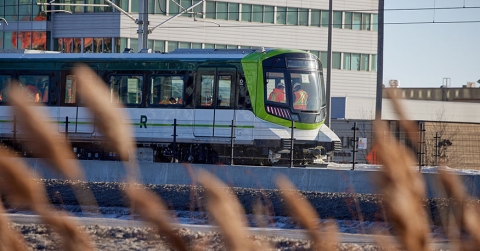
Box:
[3,179,461,250]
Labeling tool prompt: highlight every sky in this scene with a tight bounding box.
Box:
[383,0,480,88]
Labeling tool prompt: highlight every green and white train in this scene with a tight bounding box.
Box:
[0,48,340,165]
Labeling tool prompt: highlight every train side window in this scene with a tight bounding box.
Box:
[200,75,214,106]
[265,71,286,104]
[217,75,232,108]
[18,75,49,103]
[65,75,77,104]
[150,75,184,105]
[109,75,143,105]
[0,75,12,102]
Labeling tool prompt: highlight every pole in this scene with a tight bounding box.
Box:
[65,116,69,144]
[325,0,333,127]
[230,120,235,165]
[172,119,177,162]
[375,0,384,121]
[12,115,16,151]
[137,0,148,51]
[290,120,295,168]
[351,122,358,170]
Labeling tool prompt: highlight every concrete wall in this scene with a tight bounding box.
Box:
[22,158,480,199]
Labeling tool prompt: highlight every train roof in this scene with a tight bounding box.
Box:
[0,48,283,61]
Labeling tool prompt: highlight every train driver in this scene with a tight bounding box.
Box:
[293,82,308,110]
[268,82,286,103]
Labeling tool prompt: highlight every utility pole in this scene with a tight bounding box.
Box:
[375,0,384,121]
[325,0,333,127]
[138,0,149,51]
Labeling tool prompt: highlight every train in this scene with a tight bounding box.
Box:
[0,48,341,166]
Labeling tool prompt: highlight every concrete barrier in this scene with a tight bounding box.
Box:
[21,158,480,198]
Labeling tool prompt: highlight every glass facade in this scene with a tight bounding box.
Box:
[0,1,378,72]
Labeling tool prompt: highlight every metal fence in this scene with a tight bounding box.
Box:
[331,120,480,170]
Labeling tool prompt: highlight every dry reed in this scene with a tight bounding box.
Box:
[0,199,27,251]
[8,84,84,181]
[73,65,137,182]
[438,169,480,250]
[197,169,258,251]
[124,184,189,251]
[374,120,431,251]
[276,174,337,251]
[8,83,99,212]
[0,148,93,250]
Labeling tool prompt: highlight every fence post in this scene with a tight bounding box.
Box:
[12,115,17,151]
[230,120,235,166]
[434,132,440,166]
[418,122,425,172]
[65,116,69,143]
[351,122,358,170]
[172,119,177,163]
[290,120,295,168]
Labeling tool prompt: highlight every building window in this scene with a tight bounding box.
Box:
[372,14,378,31]
[298,8,308,26]
[362,13,371,30]
[5,3,17,21]
[228,3,239,21]
[286,7,298,25]
[130,38,138,52]
[371,55,377,72]
[351,53,360,70]
[179,42,190,48]
[343,53,351,70]
[344,12,352,29]
[332,52,341,69]
[204,43,215,49]
[167,41,178,52]
[216,2,227,20]
[276,7,286,24]
[264,6,274,24]
[205,1,215,19]
[361,54,369,71]
[192,43,202,49]
[353,13,362,30]
[131,0,139,13]
[321,10,329,27]
[241,4,252,22]
[333,11,342,28]
[311,10,320,26]
[154,40,165,52]
[320,52,328,68]
[252,5,263,23]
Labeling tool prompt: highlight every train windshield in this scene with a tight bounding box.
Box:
[265,70,325,112]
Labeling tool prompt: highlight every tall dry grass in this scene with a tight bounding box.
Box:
[1,64,479,251]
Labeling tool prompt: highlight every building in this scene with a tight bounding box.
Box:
[1,0,380,159]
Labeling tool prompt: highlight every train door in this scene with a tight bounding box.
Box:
[57,66,96,136]
[194,67,236,137]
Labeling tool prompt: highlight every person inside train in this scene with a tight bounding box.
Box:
[293,82,308,110]
[25,82,41,102]
[268,82,286,103]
